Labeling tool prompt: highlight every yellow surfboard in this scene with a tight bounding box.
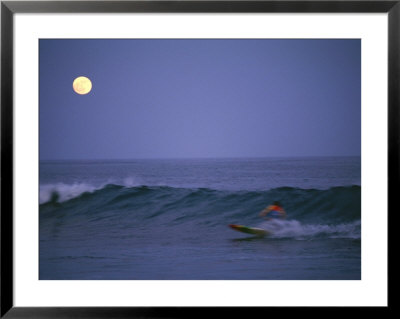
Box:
[229,224,270,237]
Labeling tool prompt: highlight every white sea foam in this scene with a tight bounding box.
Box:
[39,182,102,204]
[121,176,142,188]
[39,176,146,204]
[258,219,361,240]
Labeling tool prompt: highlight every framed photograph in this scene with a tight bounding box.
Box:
[1,0,395,317]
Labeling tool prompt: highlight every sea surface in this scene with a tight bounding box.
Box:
[39,157,361,280]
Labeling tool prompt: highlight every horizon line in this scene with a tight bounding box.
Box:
[39,155,361,162]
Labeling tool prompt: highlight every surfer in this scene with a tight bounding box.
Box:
[259,201,286,220]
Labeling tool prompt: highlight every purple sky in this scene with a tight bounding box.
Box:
[40,39,360,160]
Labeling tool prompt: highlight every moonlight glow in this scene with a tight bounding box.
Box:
[73,76,92,95]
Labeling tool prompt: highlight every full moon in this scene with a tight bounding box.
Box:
[73,76,92,95]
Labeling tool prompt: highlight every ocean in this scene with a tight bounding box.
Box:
[39,156,361,280]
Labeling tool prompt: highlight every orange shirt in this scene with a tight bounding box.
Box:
[269,205,283,212]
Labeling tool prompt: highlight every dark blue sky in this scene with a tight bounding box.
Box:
[40,39,360,160]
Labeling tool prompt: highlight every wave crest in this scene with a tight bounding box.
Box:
[39,183,102,204]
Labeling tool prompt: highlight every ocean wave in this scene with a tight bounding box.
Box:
[40,183,361,228]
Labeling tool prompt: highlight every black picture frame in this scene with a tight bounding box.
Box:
[1,1,395,317]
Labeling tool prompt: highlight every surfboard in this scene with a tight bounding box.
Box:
[228,224,270,236]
